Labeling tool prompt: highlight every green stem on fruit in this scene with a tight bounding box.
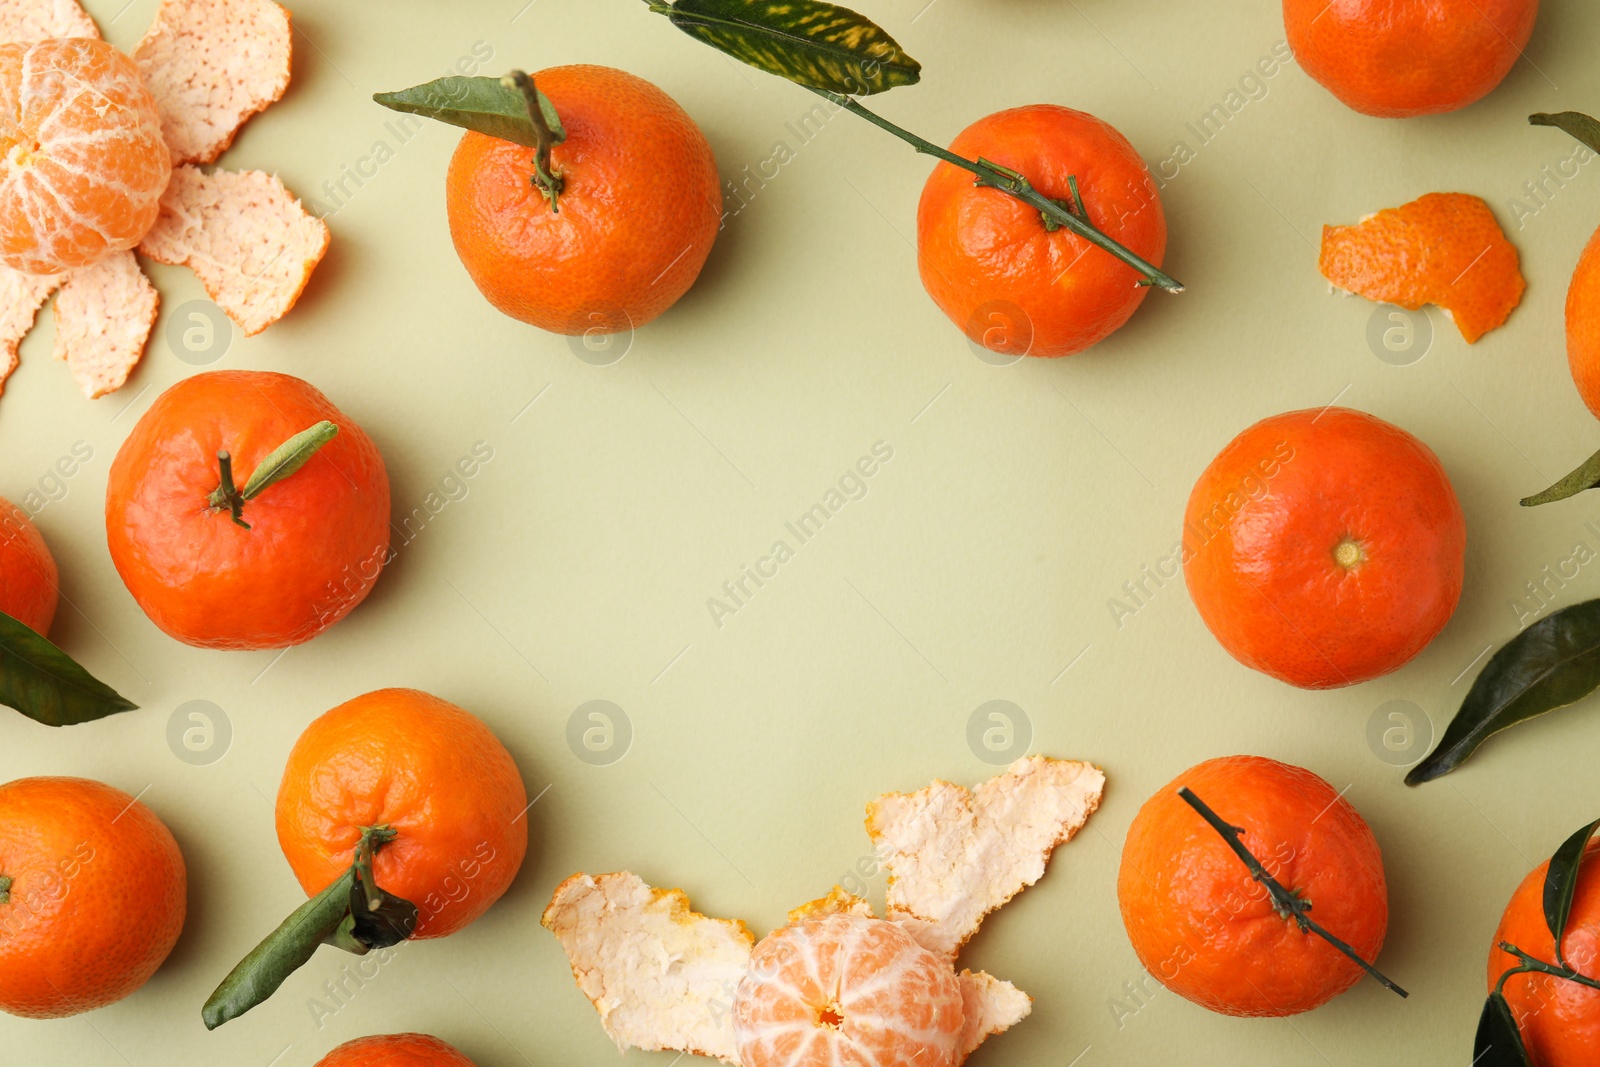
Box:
[352,824,398,913]
[0,874,11,905]
[206,451,250,529]
[502,70,564,212]
[1495,942,1600,996]
[204,422,339,531]
[809,89,1183,292]
[1178,787,1408,999]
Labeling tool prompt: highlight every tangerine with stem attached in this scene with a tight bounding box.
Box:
[0,38,171,275]
[0,496,56,635]
[314,1033,478,1067]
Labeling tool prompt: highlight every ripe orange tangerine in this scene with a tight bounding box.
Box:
[733,913,964,1067]
[314,1033,478,1067]
[0,38,171,275]
[1566,225,1600,419]
[0,496,56,635]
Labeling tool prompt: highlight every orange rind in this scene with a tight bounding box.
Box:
[1319,192,1525,344]
[51,251,157,398]
[543,758,1102,1064]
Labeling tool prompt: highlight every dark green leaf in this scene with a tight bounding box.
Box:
[349,874,418,950]
[0,610,136,727]
[1474,992,1532,1067]
[1408,598,1600,785]
[661,0,920,96]
[374,76,565,150]
[240,421,339,500]
[1531,111,1600,155]
[202,870,354,1030]
[1521,446,1600,506]
[1544,818,1600,962]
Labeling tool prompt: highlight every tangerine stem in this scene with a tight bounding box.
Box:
[0,874,10,905]
[1178,787,1408,999]
[810,90,1183,292]
[205,451,250,530]
[502,70,563,212]
[1496,942,1600,994]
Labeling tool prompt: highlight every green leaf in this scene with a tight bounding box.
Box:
[1408,598,1600,785]
[1474,992,1532,1067]
[0,610,136,727]
[202,869,355,1030]
[1531,111,1600,155]
[241,421,339,500]
[374,76,565,150]
[349,873,418,950]
[1521,446,1600,506]
[1544,818,1600,964]
[659,0,920,96]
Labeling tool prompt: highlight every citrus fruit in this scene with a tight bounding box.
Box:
[916,105,1167,358]
[1487,839,1600,1066]
[0,37,172,275]
[1320,192,1524,344]
[733,913,965,1067]
[314,1033,477,1067]
[0,496,56,635]
[1284,0,1539,117]
[1566,225,1600,419]
[1118,755,1389,1017]
[445,64,720,335]
[0,776,186,1018]
[105,370,390,651]
[275,688,528,939]
[1183,407,1465,689]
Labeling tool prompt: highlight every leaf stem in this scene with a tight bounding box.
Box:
[352,824,397,914]
[1496,941,1600,994]
[206,451,249,529]
[810,89,1183,292]
[0,874,10,904]
[502,70,564,212]
[203,422,339,531]
[1178,787,1408,999]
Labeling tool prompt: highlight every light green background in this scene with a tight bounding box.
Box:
[3,0,1599,1063]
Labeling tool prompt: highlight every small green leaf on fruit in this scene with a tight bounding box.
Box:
[1531,111,1600,155]
[660,0,921,95]
[1474,992,1532,1067]
[1407,598,1600,785]
[349,874,418,950]
[1544,817,1600,962]
[242,421,339,500]
[0,611,136,727]
[375,76,566,149]
[1521,446,1600,506]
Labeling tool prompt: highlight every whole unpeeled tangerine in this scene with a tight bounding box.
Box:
[0,497,57,635]
[1183,407,1465,689]
[314,1033,478,1067]
[446,64,721,335]
[1567,225,1600,419]
[1118,755,1389,1017]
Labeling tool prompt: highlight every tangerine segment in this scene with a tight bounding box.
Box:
[1319,192,1524,343]
[0,39,171,275]
[734,914,965,1067]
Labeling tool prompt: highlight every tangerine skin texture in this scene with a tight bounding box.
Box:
[105,370,391,651]
[0,38,172,274]
[1118,756,1389,1018]
[314,1033,478,1067]
[917,105,1167,358]
[1489,840,1600,1066]
[0,496,57,635]
[276,689,528,940]
[734,913,964,1067]
[1567,225,1600,419]
[1183,407,1465,689]
[0,777,187,1018]
[446,64,720,334]
[1284,0,1538,118]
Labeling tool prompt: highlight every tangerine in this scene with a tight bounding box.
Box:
[1118,755,1389,1017]
[733,913,964,1067]
[445,64,720,335]
[1285,0,1539,117]
[275,688,528,940]
[0,776,186,1018]
[1566,225,1600,419]
[1183,407,1465,689]
[0,495,56,634]
[0,38,171,275]
[105,370,391,650]
[314,1033,478,1067]
[917,105,1167,358]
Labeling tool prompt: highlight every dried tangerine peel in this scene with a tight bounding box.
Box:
[0,0,99,42]
[139,165,329,335]
[132,0,292,166]
[866,755,1106,959]
[0,265,60,395]
[51,250,156,398]
[541,872,753,1064]
[1320,192,1525,343]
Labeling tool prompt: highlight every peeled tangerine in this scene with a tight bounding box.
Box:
[542,756,1105,1065]
[1320,192,1525,343]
